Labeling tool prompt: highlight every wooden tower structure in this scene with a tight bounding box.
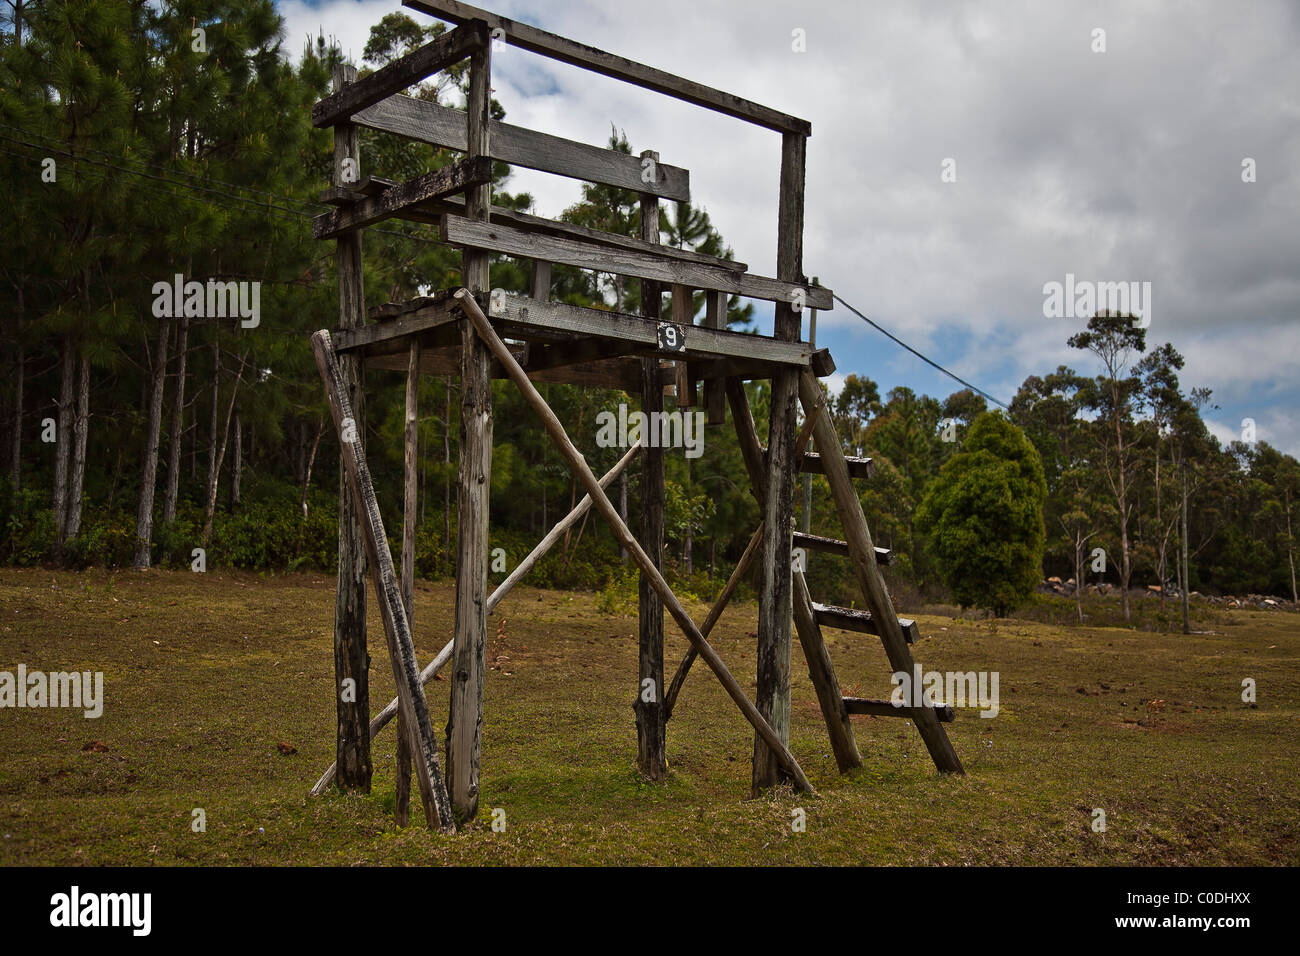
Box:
[307,0,963,831]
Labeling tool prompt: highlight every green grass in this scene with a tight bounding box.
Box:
[0,567,1296,865]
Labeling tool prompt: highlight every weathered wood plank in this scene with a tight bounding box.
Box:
[313,21,487,127]
[793,531,892,565]
[636,176,666,782]
[311,330,455,831]
[812,602,920,644]
[843,697,955,722]
[798,368,963,774]
[447,42,493,823]
[310,444,638,796]
[529,259,551,300]
[751,130,806,792]
[703,291,726,424]
[354,92,690,202]
[793,571,861,773]
[312,157,492,239]
[456,288,813,793]
[395,340,420,827]
[403,1,811,135]
[672,284,695,408]
[801,451,874,480]
[331,65,372,795]
[442,215,831,309]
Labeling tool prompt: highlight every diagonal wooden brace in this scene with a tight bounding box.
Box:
[311,329,458,830]
[455,288,814,794]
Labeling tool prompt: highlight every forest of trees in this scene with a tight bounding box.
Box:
[3,2,1298,624]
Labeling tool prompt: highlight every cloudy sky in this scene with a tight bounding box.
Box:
[281,0,1299,453]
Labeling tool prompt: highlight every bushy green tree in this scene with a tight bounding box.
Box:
[916,412,1047,616]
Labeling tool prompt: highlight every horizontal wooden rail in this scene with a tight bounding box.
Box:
[441,215,832,309]
[339,292,813,371]
[762,449,873,480]
[843,697,955,722]
[312,157,492,239]
[312,21,487,127]
[403,0,811,136]
[812,602,920,644]
[793,531,892,565]
[354,93,690,202]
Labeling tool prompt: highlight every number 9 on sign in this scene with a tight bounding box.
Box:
[657,322,686,353]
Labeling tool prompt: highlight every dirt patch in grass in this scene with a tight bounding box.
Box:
[0,567,1297,865]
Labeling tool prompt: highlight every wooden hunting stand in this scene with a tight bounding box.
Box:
[308,0,963,832]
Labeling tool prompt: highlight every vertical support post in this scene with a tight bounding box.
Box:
[703,291,727,425]
[753,131,806,792]
[672,284,696,407]
[529,259,551,301]
[635,148,667,781]
[802,277,818,533]
[396,339,420,827]
[447,37,493,821]
[331,63,370,794]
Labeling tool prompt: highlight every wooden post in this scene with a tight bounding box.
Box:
[703,291,726,425]
[672,284,695,407]
[796,369,963,774]
[636,149,667,781]
[311,331,456,830]
[752,130,806,793]
[802,277,817,533]
[310,444,638,797]
[447,40,493,821]
[396,340,420,827]
[331,63,371,794]
[457,288,813,793]
[793,570,861,772]
[530,259,551,300]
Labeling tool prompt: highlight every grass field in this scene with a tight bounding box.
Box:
[1,567,1296,866]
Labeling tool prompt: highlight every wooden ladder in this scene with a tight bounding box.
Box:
[792,369,964,775]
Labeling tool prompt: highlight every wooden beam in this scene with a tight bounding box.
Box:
[403,1,811,135]
[793,531,892,565]
[330,64,371,795]
[529,259,551,300]
[456,287,813,793]
[312,157,492,239]
[703,291,726,424]
[522,338,639,374]
[354,92,690,202]
[310,444,639,796]
[442,215,832,309]
[313,21,487,127]
[812,602,920,644]
[797,368,963,774]
[341,293,813,371]
[311,330,455,831]
[793,571,861,773]
[447,42,493,822]
[395,340,420,828]
[843,697,956,722]
[801,451,874,480]
[672,284,695,407]
[636,170,666,781]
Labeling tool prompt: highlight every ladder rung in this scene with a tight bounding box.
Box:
[801,452,874,480]
[843,696,955,722]
[793,532,892,565]
[812,603,919,643]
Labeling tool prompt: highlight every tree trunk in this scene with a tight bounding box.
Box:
[163,314,189,522]
[1285,488,1298,605]
[231,409,242,506]
[618,470,628,563]
[301,418,324,517]
[133,319,171,568]
[65,351,90,539]
[1114,387,1132,622]
[207,336,220,495]
[52,336,74,560]
[201,354,245,546]
[9,283,23,501]
[1181,464,1191,635]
